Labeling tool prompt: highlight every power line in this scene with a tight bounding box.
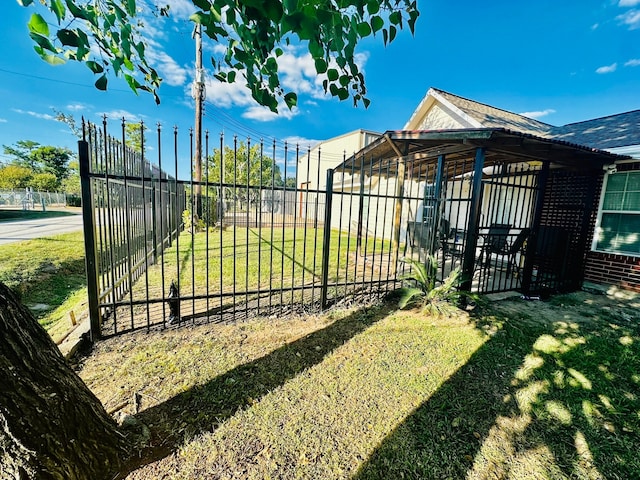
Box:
[0,67,185,97]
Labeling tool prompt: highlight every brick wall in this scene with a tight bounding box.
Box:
[584,251,640,292]
[583,162,640,292]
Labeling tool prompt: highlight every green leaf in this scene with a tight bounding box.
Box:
[283,0,297,12]
[95,74,108,91]
[37,50,66,66]
[64,0,86,19]
[28,13,49,36]
[366,0,379,15]
[356,21,371,37]
[314,57,327,74]
[337,87,349,100]
[29,32,57,54]
[284,92,297,109]
[389,25,397,43]
[327,68,339,81]
[371,15,384,34]
[227,70,236,82]
[125,0,137,16]
[189,12,208,24]
[50,0,66,23]
[397,287,424,309]
[124,73,142,91]
[389,11,401,26]
[17,0,34,6]
[363,97,371,108]
[193,0,211,9]
[56,29,78,47]
[86,60,104,74]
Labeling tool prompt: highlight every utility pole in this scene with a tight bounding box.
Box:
[193,23,205,217]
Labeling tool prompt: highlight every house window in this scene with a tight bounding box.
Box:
[594,171,640,255]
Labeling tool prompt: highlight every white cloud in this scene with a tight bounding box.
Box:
[0,118,7,123]
[519,109,556,119]
[591,23,599,30]
[204,45,370,121]
[619,0,640,6]
[596,62,618,74]
[160,0,196,18]
[282,136,320,149]
[12,109,55,121]
[617,9,640,29]
[242,104,299,122]
[66,103,89,112]
[625,58,640,66]
[147,49,188,86]
[101,110,143,122]
[204,76,254,108]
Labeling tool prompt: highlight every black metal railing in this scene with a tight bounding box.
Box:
[81,120,587,339]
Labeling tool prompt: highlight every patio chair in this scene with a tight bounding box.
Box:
[477,223,512,268]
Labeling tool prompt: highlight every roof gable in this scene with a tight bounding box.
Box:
[405,88,640,151]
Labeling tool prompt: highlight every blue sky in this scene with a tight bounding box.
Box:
[1,0,639,176]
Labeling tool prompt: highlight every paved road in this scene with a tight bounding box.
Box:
[0,214,84,245]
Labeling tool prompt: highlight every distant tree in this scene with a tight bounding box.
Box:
[62,174,81,196]
[284,177,297,188]
[124,122,148,156]
[3,141,41,170]
[206,142,283,187]
[2,142,71,186]
[29,172,59,192]
[0,165,33,190]
[31,146,72,183]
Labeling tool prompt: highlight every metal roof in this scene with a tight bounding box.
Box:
[336,128,631,177]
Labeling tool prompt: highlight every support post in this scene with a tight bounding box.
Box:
[391,158,406,275]
[430,154,446,255]
[521,161,550,293]
[78,140,101,341]
[320,169,334,310]
[460,147,486,292]
[356,167,366,256]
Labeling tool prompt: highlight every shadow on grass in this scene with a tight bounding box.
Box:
[122,302,394,475]
[0,209,78,222]
[355,298,640,479]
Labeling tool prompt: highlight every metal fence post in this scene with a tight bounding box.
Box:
[460,147,485,291]
[320,168,334,310]
[78,139,101,341]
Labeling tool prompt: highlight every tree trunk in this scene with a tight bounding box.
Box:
[0,282,126,479]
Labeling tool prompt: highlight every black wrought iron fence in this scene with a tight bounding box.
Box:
[80,120,405,339]
[80,120,568,340]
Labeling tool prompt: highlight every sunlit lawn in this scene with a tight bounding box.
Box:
[0,230,87,341]
[78,290,640,479]
[136,226,392,296]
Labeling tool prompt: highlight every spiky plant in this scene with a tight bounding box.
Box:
[398,256,463,315]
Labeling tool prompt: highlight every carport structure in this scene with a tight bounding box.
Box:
[336,128,629,295]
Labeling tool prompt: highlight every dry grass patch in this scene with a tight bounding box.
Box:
[76,291,640,479]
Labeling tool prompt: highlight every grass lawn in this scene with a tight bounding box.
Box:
[0,230,87,341]
[112,226,393,331]
[76,290,640,479]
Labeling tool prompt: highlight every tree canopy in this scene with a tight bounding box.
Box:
[1,141,73,190]
[206,141,283,186]
[19,0,419,112]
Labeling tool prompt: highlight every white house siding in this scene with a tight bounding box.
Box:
[298,130,381,192]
